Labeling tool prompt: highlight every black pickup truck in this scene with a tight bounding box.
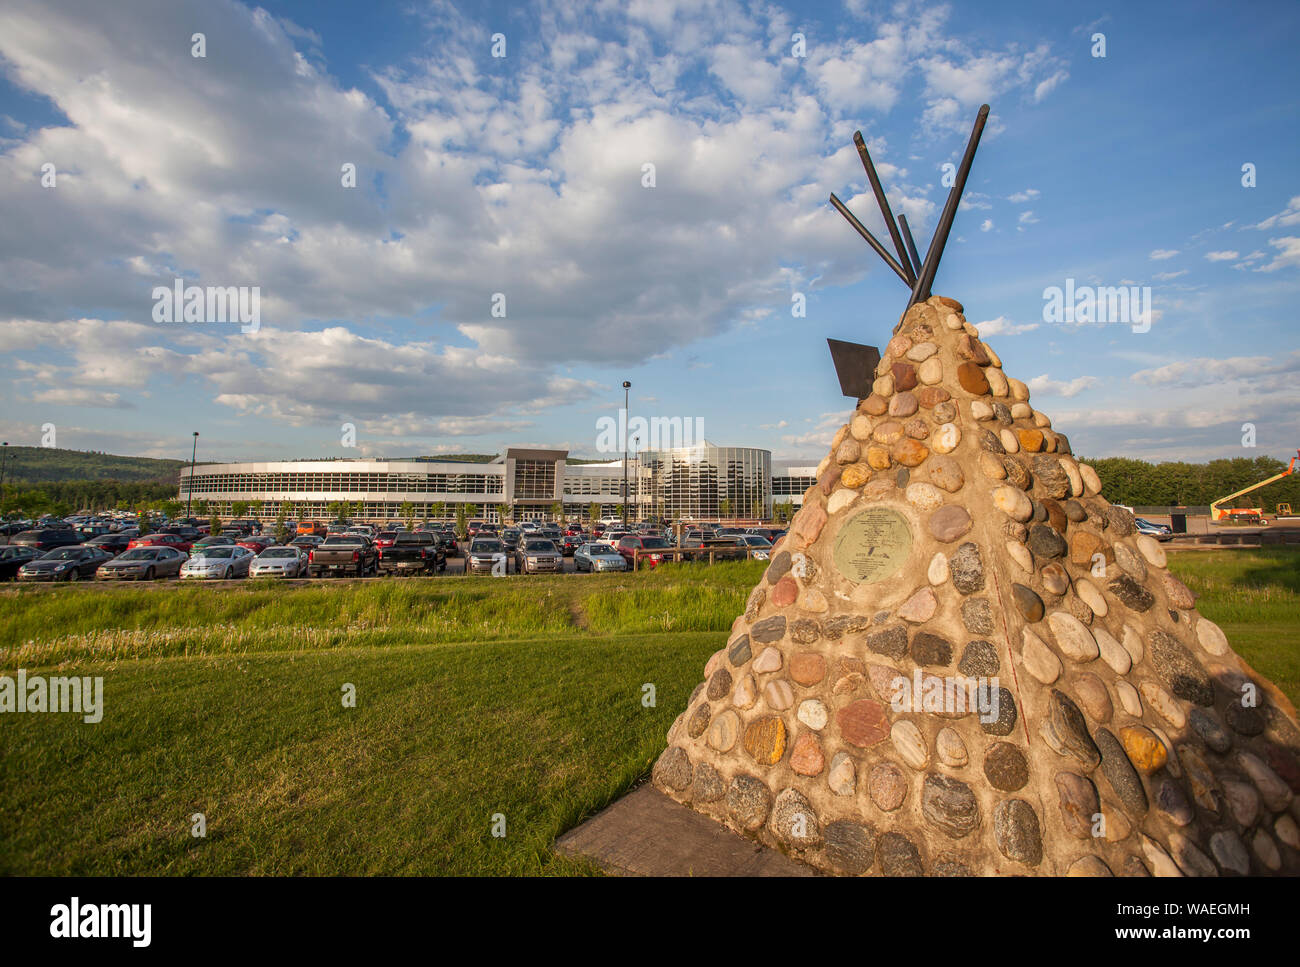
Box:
[378,532,446,575]
[308,535,378,578]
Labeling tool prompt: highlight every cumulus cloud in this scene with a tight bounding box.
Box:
[0,0,1084,453]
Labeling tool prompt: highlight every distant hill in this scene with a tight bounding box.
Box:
[1,446,187,483]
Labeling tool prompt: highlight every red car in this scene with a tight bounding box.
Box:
[237,536,275,554]
[617,535,672,569]
[374,531,398,549]
[127,533,193,553]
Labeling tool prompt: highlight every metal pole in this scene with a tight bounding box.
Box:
[186,432,198,519]
[897,214,923,278]
[853,131,914,284]
[829,193,913,286]
[0,442,7,522]
[910,104,990,307]
[621,381,630,530]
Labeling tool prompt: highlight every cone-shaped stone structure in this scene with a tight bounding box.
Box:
[653,296,1300,876]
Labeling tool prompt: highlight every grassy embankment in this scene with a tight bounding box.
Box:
[1,552,1295,875]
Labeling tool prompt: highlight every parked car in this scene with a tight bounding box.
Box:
[85,533,132,555]
[735,534,774,560]
[515,538,562,574]
[465,538,506,575]
[9,528,84,552]
[194,535,236,549]
[378,532,445,575]
[290,534,325,551]
[308,535,378,578]
[96,546,186,581]
[229,518,262,535]
[250,546,309,578]
[681,534,749,560]
[1134,518,1174,541]
[432,530,459,557]
[374,531,399,550]
[501,528,522,554]
[181,545,254,580]
[128,532,193,554]
[236,535,275,555]
[17,545,113,582]
[574,542,628,572]
[0,544,40,579]
[561,533,584,556]
[617,535,672,569]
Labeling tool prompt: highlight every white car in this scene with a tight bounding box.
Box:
[250,546,309,578]
[180,545,253,580]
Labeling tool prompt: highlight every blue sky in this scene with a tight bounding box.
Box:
[0,0,1297,467]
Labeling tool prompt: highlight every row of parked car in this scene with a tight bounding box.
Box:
[0,515,789,583]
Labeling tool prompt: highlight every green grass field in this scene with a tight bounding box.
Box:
[1,551,1296,875]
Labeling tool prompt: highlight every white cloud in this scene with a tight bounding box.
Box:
[1149,249,1180,260]
[1252,196,1300,231]
[1204,250,1239,261]
[1007,189,1039,203]
[980,218,993,232]
[1018,210,1039,225]
[976,316,1038,336]
[1026,373,1098,397]
[1255,236,1300,272]
[1152,269,1187,281]
[1130,351,1300,387]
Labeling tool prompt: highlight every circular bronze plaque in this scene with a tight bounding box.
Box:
[832,507,913,584]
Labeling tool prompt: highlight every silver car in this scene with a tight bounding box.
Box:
[181,545,253,580]
[250,546,308,578]
[574,542,628,572]
[96,546,186,581]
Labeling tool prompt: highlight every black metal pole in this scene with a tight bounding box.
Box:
[829,193,914,286]
[186,432,198,519]
[853,131,914,284]
[0,442,7,520]
[897,213,923,278]
[910,104,990,307]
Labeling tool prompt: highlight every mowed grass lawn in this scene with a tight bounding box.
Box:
[1,551,1296,875]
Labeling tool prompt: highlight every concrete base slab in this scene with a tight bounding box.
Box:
[555,784,818,877]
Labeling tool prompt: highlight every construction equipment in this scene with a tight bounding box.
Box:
[1210,450,1298,523]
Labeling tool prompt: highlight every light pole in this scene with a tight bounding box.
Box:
[186,431,199,519]
[621,381,630,530]
[0,442,8,519]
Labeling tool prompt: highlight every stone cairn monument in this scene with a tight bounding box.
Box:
[651,106,1300,876]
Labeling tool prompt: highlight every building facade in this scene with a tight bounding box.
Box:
[181,443,811,523]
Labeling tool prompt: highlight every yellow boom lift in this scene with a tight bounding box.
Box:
[1210,450,1299,524]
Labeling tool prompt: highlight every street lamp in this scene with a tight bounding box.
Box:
[186,431,199,519]
[622,381,631,530]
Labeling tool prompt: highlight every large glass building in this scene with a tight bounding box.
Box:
[181,443,813,522]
